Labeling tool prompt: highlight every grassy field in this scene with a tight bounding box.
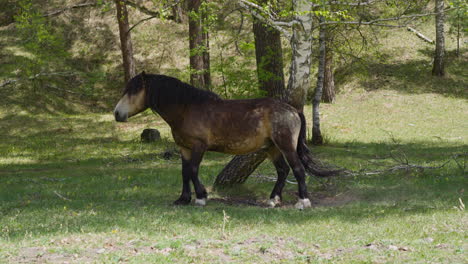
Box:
[1,2,467,263]
[1,84,466,263]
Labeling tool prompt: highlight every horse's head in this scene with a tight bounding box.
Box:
[114,72,148,122]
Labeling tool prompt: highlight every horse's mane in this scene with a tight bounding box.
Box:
[124,73,221,112]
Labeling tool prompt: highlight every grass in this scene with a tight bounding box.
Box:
[1,87,466,263]
[1,3,467,263]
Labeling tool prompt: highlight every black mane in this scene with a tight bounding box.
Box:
[124,73,221,112]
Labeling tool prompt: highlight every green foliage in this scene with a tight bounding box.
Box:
[211,41,265,99]
[448,0,468,34]
[14,0,69,76]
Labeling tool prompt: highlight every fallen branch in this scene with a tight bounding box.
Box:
[252,174,298,185]
[0,72,77,88]
[44,2,97,17]
[53,190,72,201]
[46,85,89,96]
[344,159,452,177]
[407,26,434,43]
[0,79,18,88]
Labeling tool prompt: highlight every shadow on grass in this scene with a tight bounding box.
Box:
[335,47,467,99]
[1,135,466,240]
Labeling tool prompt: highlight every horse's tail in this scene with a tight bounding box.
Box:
[297,112,341,177]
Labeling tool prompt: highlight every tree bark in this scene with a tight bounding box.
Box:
[312,19,326,145]
[202,18,211,90]
[322,37,335,103]
[188,0,210,89]
[115,0,136,83]
[252,16,286,99]
[432,0,445,76]
[214,152,268,186]
[214,0,313,187]
[285,0,314,112]
[172,1,187,23]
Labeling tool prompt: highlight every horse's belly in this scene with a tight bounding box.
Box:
[209,136,270,155]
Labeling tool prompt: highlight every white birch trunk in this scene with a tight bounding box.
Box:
[432,0,445,76]
[286,0,314,111]
[312,18,326,145]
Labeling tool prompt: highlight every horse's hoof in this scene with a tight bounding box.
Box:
[295,198,311,210]
[195,198,206,206]
[267,195,281,208]
[173,197,191,205]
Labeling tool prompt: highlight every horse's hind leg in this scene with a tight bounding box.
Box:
[282,151,311,209]
[267,148,290,208]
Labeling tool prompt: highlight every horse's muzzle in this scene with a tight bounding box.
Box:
[114,110,128,122]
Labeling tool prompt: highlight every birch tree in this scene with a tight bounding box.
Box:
[214,0,314,186]
[312,17,326,145]
[432,0,445,76]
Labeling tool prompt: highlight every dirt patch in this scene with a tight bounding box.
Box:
[210,190,359,209]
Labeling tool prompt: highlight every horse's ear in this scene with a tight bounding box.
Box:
[141,71,146,77]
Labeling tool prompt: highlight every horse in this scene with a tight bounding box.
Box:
[114,72,337,209]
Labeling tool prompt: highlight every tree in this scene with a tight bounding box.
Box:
[447,0,467,57]
[252,13,286,99]
[115,0,136,83]
[188,0,211,89]
[285,0,314,112]
[214,0,286,186]
[432,0,445,76]
[312,18,326,145]
[322,28,335,103]
[214,0,314,186]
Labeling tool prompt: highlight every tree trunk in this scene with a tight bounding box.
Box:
[115,0,136,83]
[285,0,314,112]
[322,31,335,103]
[214,0,313,187]
[312,20,326,145]
[252,16,286,99]
[202,20,211,90]
[172,1,187,23]
[188,0,210,89]
[432,0,445,76]
[214,2,287,187]
[214,152,268,186]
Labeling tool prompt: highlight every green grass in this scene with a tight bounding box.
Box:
[1,88,466,263]
[1,4,467,263]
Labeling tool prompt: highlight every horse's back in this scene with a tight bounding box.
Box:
[175,97,301,154]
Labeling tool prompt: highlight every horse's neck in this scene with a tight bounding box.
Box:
[154,104,185,128]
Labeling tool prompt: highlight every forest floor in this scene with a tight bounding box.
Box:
[1,85,466,263]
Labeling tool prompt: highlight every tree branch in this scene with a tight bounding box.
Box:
[320,8,454,27]
[407,26,434,43]
[126,0,182,34]
[44,2,97,17]
[238,0,291,38]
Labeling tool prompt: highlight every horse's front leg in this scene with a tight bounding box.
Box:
[173,155,192,205]
[180,145,208,206]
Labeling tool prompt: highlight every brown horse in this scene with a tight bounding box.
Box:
[114,72,336,209]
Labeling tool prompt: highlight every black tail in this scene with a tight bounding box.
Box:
[297,112,341,177]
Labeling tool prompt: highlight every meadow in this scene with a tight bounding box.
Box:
[1,2,467,262]
[1,82,466,263]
